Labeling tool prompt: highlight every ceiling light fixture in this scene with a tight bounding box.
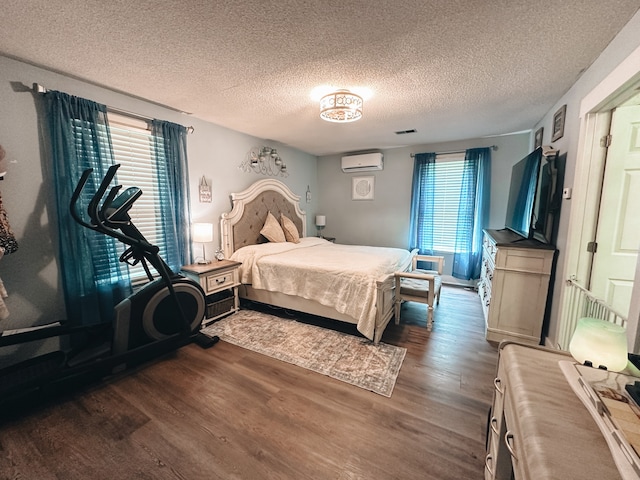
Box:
[319,89,363,123]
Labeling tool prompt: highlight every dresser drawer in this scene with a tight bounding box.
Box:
[205,271,234,293]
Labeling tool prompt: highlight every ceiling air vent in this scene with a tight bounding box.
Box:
[395,129,417,135]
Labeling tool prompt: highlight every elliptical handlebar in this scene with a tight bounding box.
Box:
[70,165,158,256]
[69,167,97,230]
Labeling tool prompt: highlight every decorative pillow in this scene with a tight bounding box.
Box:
[280,214,300,243]
[260,211,286,243]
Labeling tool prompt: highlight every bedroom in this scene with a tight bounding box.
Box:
[1,1,640,478]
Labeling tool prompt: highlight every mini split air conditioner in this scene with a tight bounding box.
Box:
[341,153,384,172]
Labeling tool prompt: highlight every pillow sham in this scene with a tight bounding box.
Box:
[260,211,286,243]
[280,214,300,243]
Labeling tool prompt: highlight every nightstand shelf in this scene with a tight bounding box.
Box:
[181,260,241,326]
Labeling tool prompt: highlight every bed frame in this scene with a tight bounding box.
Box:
[219,178,405,343]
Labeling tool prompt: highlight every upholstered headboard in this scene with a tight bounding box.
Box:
[220,179,307,258]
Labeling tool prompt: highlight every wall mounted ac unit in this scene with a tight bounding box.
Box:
[341,152,384,172]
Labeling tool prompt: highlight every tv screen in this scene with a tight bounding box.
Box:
[505,148,542,239]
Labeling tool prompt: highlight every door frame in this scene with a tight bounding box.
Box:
[557,44,640,351]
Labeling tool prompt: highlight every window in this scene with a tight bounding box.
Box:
[409,148,491,280]
[429,154,466,252]
[107,113,174,283]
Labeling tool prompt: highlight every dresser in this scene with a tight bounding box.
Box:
[486,342,621,479]
[478,229,555,345]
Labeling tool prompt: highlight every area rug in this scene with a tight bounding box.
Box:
[202,309,406,397]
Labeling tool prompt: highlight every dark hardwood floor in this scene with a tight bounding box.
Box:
[0,286,498,480]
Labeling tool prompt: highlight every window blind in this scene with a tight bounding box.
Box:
[107,115,172,283]
[431,155,465,252]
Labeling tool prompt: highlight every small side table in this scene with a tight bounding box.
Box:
[181,260,241,326]
[322,236,336,243]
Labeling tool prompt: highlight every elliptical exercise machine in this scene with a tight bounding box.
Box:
[70,164,217,355]
[0,164,217,408]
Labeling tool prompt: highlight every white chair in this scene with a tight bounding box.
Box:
[394,254,444,330]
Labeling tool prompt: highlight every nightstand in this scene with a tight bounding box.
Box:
[181,260,241,326]
[322,236,336,243]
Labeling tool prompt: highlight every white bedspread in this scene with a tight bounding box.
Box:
[230,237,412,340]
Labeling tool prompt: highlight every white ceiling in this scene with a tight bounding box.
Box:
[2,1,639,156]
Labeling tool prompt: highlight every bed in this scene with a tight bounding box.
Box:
[220,179,413,343]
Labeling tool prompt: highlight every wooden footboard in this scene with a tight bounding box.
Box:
[373,274,397,344]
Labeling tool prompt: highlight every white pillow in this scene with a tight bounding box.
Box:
[260,211,286,243]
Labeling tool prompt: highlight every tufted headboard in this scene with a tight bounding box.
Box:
[220,179,307,258]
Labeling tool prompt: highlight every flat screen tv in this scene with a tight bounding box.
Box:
[504,148,542,239]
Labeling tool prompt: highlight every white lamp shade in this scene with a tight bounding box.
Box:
[315,215,326,227]
[569,317,628,372]
[192,223,213,243]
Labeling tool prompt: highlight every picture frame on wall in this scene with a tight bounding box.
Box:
[551,105,567,142]
[199,176,212,203]
[534,127,544,149]
[352,176,375,200]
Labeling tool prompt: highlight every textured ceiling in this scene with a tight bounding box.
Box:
[2,1,640,156]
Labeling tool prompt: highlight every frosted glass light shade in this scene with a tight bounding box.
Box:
[192,223,213,243]
[315,215,326,227]
[319,90,363,123]
[569,317,628,372]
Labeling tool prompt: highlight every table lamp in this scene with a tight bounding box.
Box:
[315,215,326,238]
[192,222,213,264]
[569,317,628,372]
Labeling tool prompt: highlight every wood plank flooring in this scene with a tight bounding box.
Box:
[0,286,498,480]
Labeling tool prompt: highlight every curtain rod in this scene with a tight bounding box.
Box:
[32,83,194,133]
[410,145,498,157]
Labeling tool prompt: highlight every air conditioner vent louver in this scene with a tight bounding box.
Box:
[341,153,384,172]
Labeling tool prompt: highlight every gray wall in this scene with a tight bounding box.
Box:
[316,133,531,279]
[0,55,317,363]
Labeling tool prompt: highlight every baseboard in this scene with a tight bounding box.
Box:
[441,275,477,290]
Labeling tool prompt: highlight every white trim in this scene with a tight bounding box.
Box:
[555,44,640,350]
[580,44,640,117]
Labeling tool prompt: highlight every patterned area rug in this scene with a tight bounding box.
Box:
[202,309,406,397]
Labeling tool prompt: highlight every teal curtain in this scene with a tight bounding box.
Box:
[452,148,491,280]
[150,120,192,270]
[44,91,131,325]
[408,152,437,254]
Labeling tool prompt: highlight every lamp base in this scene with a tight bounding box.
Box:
[197,259,212,265]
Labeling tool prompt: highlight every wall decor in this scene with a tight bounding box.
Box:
[534,127,544,149]
[199,176,212,203]
[352,176,375,200]
[551,105,567,142]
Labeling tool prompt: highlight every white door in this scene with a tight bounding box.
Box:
[589,105,640,317]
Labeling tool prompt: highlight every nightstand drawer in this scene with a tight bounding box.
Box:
[205,271,234,293]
